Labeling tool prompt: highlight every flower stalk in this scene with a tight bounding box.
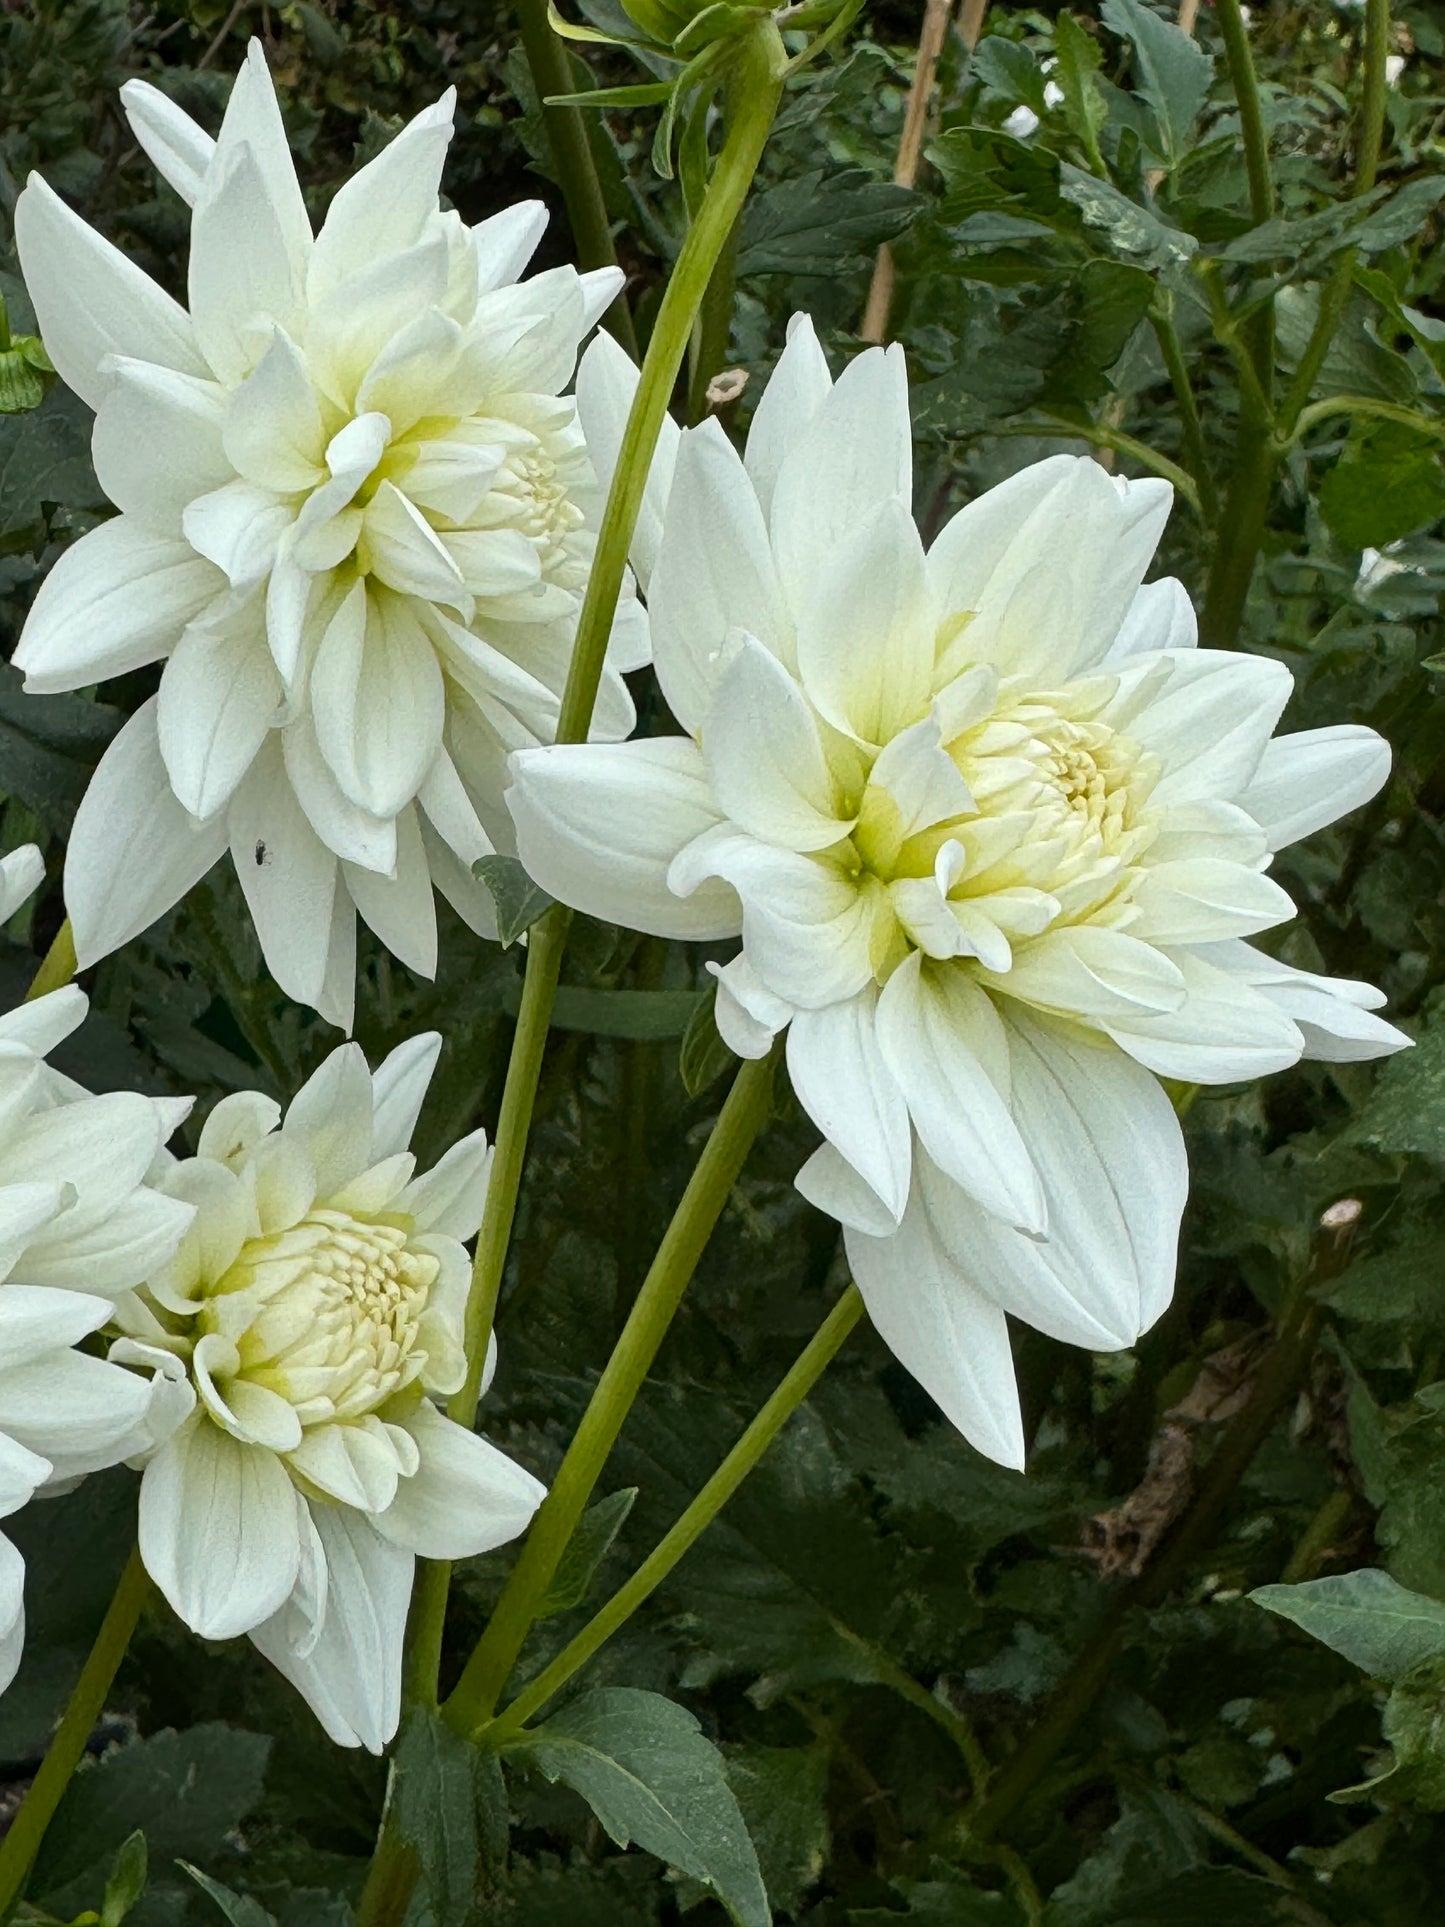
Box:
[401,18,789,1720]
[477,1280,865,1748]
[443,1048,778,1734]
[0,1548,150,1917]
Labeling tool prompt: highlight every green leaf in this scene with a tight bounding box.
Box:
[1052,13,1108,169]
[970,36,1048,114]
[1319,421,1445,550]
[392,1707,507,1925]
[505,982,705,1039]
[722,1742,830,1917]
[1343,998,1440,1158]
[509,1686,769,1927]
[0,384,105,536]
[31,1725,271,1922]
[1252,1569,1445,1680]
[538,1485,637,1617]
[737,168,920,277]
[180,1865,276,1927]
[1099,0,1213,166]
[475,854,554,948]
[99,1833,147,1927]
[680,987,735,1097]
[0,662,123,831]
[1058,165,1197,269]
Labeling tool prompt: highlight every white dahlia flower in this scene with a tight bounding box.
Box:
[114,1033,544,1751]
[0,845,195,1692]
[13,41,641,1029]
[509,317,1407,1469]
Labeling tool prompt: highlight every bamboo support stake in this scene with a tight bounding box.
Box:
[860,0,981,344]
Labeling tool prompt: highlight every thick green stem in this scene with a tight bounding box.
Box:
[0,1547,149,1914]
[25,916,74,1001]
[444,1049,777,1734]
[480,1283,865,1747]
[1199,411,1275,647]
[1216,0,1274,229]
[1278,0,1392,437]
[516,0,638,359]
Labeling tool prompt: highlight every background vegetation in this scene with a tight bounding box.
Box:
[1,0,1444,1921]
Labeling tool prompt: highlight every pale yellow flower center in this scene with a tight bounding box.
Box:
[201,1208,440,1424]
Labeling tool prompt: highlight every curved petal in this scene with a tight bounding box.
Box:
[344,807,437,978]
[703,637,849,852]
[16,518,222,695]
[770,341,912,619]
[369,1034,442,1160]
[228,747,346,1020]
[1112,649,1295,806]
[0,1346,154,1482]
[507,738,740,940]
[373,1400,545,1559]
[786,988,911,1228]
[250,1504,412,1752]
[311,586,445,819]
[649,420,791,732]
[91,359,231,531]
[0,1533,26,1694]
[158,603,282,820]
[1102,575,1197,663]
[573,330,680,592]
[283,1041,375,1198]
[120,78,215,203]
[189,138,307,385]
[875,956,1044,1233]
[308,91,456,303]
[1235,724,1392,852]
[929,1011,1187,1347]
[0,846,44,926]
[14,174,207,409]
[399,1131,491,1241]
[66,699,228,968]
[139,1414,301,1640]
[845,1196,1026,1469]
[743,313,832,521]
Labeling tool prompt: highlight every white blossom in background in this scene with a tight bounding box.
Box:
[510,316,1407,1470]
[113,1034,544,1751]
[0,846,195,1693]
[12,41,643,1030]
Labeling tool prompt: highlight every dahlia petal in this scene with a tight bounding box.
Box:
[228,749,345,1017]
[507,738,740,940]
[876,956,1044,1233]
[14,174,207,408]
[704,637,849,853]
[66,699,228,967]
[374,1400,544,1559]
[649,420,791,732]
[309,91,456,302]
[189,139,307,385]
[141,1414,301,1639]
[399,1129,491,1241]
[845,1195,1026,1469]
[573,329,680,591]
[1236,724,1392,852]
[158,604,282,820]
[743,313,832,521]
[344,807,437,978]
[370,1033,442,1160]
[472,200,548,292]
[91,359,231,529]
[0,1346,154,1482]
[770,341,912,618]
[16,517,221,695]
[283,1041,376,1197]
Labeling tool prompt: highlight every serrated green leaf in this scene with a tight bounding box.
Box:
[738,168,920,277]
[509,1686,769,1927]
[1052,13,1108,171]
[1320,422,1445,550]
[970,36,1048,114]
[538,1485,637,1617]
[1252,1569,1445,1680]
[1058,164,1197,269]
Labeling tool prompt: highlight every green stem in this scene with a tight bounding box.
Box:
[1216,0,1275,228]
[479,1282,865,1747]
[516,0,638,359]
[353,1808,419,1927]
[556,22,786,747]
[686,211,741,425]
[1277,0,1391,437]
[404,19,786,1718]
[0,1547,149,1914]
[1150,306,1216,520]
[443,1049,777,1734]
[25,916,74,1001]
[1288,393,1445,445]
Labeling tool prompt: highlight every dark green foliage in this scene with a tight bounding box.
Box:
[1,1,1444,1923]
